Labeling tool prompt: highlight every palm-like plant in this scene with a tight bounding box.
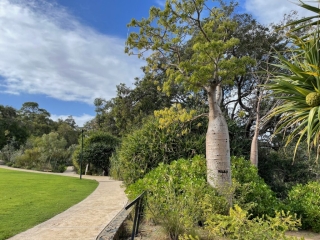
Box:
[267,35,320,157]
[288,0,320,34]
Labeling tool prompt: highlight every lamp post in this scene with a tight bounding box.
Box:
[80,128,84,180]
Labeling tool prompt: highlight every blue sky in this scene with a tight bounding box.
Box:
[0,0,311,126]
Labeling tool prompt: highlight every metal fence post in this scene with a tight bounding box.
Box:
[125,191,145,240]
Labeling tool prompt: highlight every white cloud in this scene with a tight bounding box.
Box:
[50,113,94,127]
[0,0,144,104]
[244,0,318,25]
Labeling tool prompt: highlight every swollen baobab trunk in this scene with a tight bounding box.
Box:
[206,85,231,190]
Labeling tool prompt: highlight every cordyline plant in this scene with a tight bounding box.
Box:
[266,34,320,158]
[286,0,320,35]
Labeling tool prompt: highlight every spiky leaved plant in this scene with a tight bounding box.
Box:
[267,34,320,158]
[285,0,320,36]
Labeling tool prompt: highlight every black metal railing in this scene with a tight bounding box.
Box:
[125,191,146,240]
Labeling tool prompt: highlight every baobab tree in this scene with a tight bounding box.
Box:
[125,0,253,189]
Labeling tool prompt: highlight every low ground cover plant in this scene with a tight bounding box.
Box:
[203,205,301,240]
[0,168,98,240]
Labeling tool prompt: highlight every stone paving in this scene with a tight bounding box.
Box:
[0,166,128,240]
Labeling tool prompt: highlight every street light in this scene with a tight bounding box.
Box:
[80,128,84,180]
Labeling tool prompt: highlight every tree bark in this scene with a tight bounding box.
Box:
[250,124,259,167]
[250,91,262,167]
[206,84,231,190]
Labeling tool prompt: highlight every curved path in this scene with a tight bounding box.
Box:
[0,166,127,240]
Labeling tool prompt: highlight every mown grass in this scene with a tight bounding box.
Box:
[0,168,98,240]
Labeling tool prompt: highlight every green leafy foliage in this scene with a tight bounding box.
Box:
[72,131,119,175]
[204,205,301,240]
[285,0,320,35]
[126,156,228,240]
[18,102,55,137]
[228,119,251,158]
[266,35,320,157]
[126,0,255,189]
[56,117,79,148]
[288,181,320,232]
[0,142,17,163]
[258,144,319,199]
[92,73,178,136]
[110,115,206,185]
[231,156,281,217]
[126,0,253,92]
[0,105,28,150]
[13,132,72,172]
[126,155,303,240]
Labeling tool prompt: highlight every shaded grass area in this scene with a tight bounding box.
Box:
[0,168,98,240]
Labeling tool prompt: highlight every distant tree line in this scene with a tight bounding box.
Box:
[0,102,80,172]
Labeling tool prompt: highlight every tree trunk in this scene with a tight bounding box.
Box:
[206,84,231,190]
[250,91,262,167]
[250,125,259,167]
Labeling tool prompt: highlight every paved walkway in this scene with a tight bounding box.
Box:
[0,165,128,240]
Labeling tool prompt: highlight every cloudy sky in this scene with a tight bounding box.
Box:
[0,0,314,126]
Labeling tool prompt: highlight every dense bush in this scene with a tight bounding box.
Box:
[258,143,319,199]
[287,181,320,232]
[228,119,251,158]
[14,147,41,169]
[232,156,281,217]
[127,155,302,240]
[110,116,206,185]
[72,131,119,175]
[0,143,17,162]
[13,132,72,172]
[126,155,228,239]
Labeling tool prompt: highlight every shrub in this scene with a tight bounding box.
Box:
[72,131,119,175]
[111,116,206,185]
[14,148,41,169]
[204,205,301,240]
[6,161,13,167]
[127,155,299,240]
[2,148,23,166]
[109,151,121,179]
[287,181,320,232]
[0,143,16,162]
[13,132,71,172]
[65,144,77,166]
[231,156,281,217]
[258,143,319,199]
[126,155,228,240]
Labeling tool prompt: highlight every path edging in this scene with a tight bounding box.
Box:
[96,206,132,240]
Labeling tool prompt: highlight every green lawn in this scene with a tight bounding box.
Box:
[0,168,98,240]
